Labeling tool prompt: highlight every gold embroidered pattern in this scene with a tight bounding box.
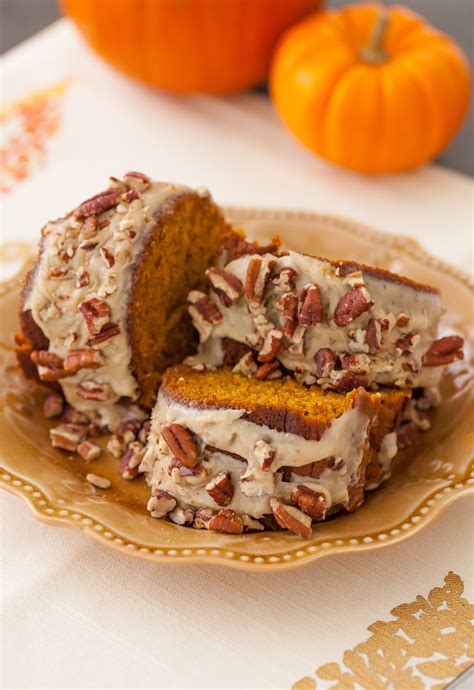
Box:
[293,572,473,690]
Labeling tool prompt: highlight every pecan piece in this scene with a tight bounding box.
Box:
[334,286,374,327]
[253,439,276,471]
[107,430,135,458]
[161,423,198,468]
[50,423,88,452]
[232,352,257,377]
[188,290,222,341]
[76,381,113,401]
[64,349,104,373]
[422,336,464,367]
[86,473,111,489]
[74,189,121,218]
[124,170,150,184]
[100,247,115,268]
[245,255,275,306]
[397,422,418,449]
[272,267,296,292]
[335,371,369,392]
[194,507,214,529]
[169,507,195,526]
[366,318,381,352]
[241,515,265,532]
[206,267,243,307]
[207,509,243,534]
[43,394,64,419]
[87,323,120,347]
[147,490,177,518]
[299,284,322,327]
[269,498,312,540]
[396,333,420,354]
[30,350,64,369]
[255,360,281,380]
[77,268,90,288]
[315,348,338,378]
[77,440,102,462]
[63,405,90,425]
[79,298,111,335]
[120,441,144,480]
[291,485,328,521]
[258,329,283,363]
[206,472,234,506]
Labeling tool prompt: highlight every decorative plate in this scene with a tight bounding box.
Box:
[1,209,472,571]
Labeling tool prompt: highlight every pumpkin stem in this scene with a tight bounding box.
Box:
[361,8,389,64]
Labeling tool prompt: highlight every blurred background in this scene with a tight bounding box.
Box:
[1,0,472,175]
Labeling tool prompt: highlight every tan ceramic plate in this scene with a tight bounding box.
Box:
[1,209,473,571]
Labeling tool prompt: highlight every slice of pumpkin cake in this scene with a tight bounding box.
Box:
[140,365,410,538]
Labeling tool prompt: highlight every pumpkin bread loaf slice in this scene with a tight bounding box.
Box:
[16,173,230,426]
[140,365,410,538]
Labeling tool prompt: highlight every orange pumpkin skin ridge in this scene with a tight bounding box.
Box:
[270,3,471,174]
[61,0,322,95]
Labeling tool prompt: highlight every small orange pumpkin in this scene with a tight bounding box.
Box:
[270,4,471,174]
[61,0,322,95]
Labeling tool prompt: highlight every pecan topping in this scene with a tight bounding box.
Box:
[124,170,150,184]
[299,284,322,327]
[396,313,410,328]
[422,336,464,367]
[206,472,234,506]
[366,318,381,352]
[77,268,90,288]
[245,255,275,305]
[169,507,195,526]
[194,507,214,529]
[74,189,121,218]
[107,430,135,458]
[79,242,98,251]
[255,360,281,380]
[64,349,104,373]
[342,353,370,373]
[148,490,177,518]
[232,352,257,377]
[258,329,283,363]
[50,423,87,452]
[315,348,338,378]
[207,509,243,534]
[63,405,90,425]
[86,473,111,489]
[396,333,420,354]
[77,440,102,462]
[86,323,120,347]
[206,267,243,307]
[161,423,198,468]
[334,286,374,327]
[123,189,139,203]
[100,247,115,268]
[335,371,369,392]
[99,218,110,229]
[76,381,113,401]
[48,267,71,279]
[188,291,222,341]
[272,267,296,292]
[397,422,418,449]
[79,298,110,335]
[81,215,97,238]
[31,350,64,370]
[120,441,144,480]
[43,394,64,419]
[253,439,276,471]
[291,485,328,521]
[241,515,264,532]
[269,498,312,540]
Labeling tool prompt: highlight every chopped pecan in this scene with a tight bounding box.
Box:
[117,418,142,436]
[232,352,257,377]
[169,507,194,526]
[396,333,420,354]
[167,457,204,478]
[161,423,198,468]
[342,353,370,373]
[86,323,120,347]
[88,422,108,438]
[50,423,88,452]
[269,498,312,540]
[206,472,234,506]
[77,440,102,462]
[64,349,104,373]
[253,439,276,471]
[123,189,139,203]
[74,189,121,218]
[258,329,283,363]
[422,336,464,367]
[207,509,243,534]
[335,371,369,392]
[241,515,264,532]
[315,348,338,378]
[31,350,64,369]
[77,268,90,288]
[99,218,110,229]
[43,394,64,419]
[396,313,410,328]
[245,255,275,305]
[334,286,374,327]
[272,267,296,292]
[291,485,328,521]
[206,267,243,307]
[188,291,222,340]
[194,507,214,529]
[48,266,71,279]
[79,242,98,251]
[107,430,135,458]
[76,381,113,401]
[86,473,111,489]
[148,490,176,518]
[81,215,97,238]
[124,170,150,184]
[255,360,281,380]
[63,404,90,425]
[397,422,418,449]
[79,298,111,335]
[100,247,115,268]
[299,284,322,327]
[366,318,381,352]
[120,441,144,480]
[138,420,151,445]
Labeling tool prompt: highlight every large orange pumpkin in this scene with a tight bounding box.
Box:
[270,4,471,174]
[61,0,322,94]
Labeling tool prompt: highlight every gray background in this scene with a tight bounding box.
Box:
[0,0,472,176]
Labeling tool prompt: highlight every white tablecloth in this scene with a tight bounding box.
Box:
[1,20,473,690]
